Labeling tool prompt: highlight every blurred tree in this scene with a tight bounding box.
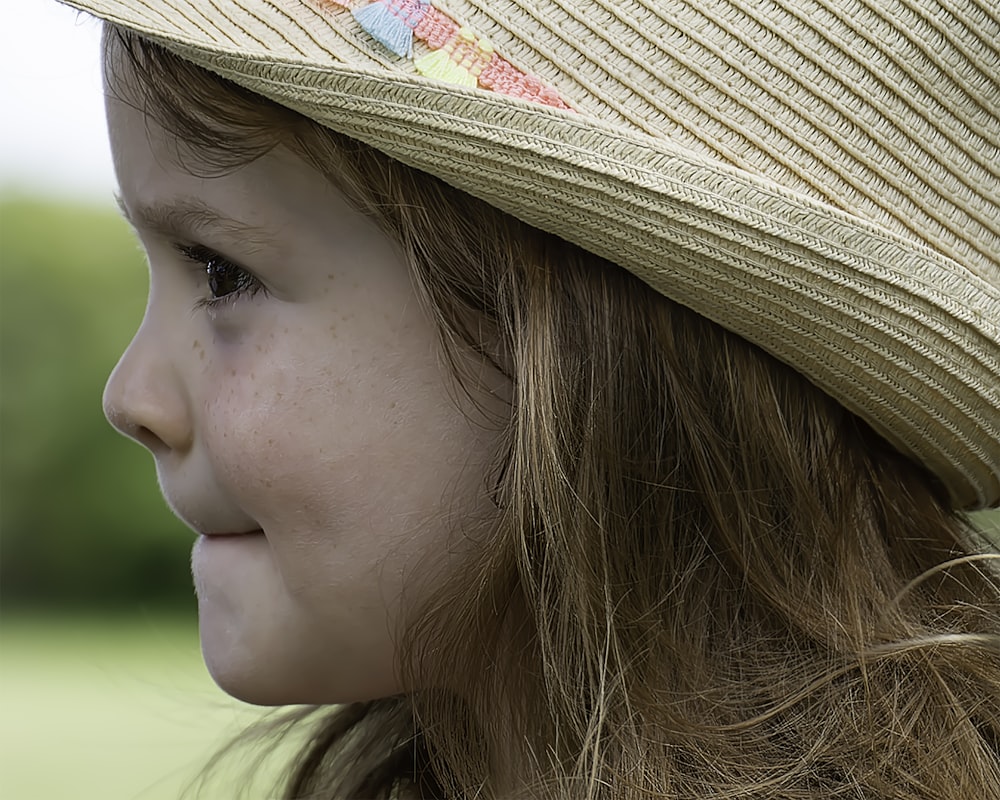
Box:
[1,196,193,611]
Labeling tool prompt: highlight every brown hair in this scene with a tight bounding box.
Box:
[106,27,1000,800]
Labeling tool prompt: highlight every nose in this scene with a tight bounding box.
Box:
[103,318,194,454]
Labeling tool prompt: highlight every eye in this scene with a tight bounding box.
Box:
[176,244,266,310]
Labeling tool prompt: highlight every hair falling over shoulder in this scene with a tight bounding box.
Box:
[108,27,1000,800]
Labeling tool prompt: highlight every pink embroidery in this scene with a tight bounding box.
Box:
[478,54,567,108]
[455,30,493,79]
[411,5,457,49]
[383,0,426,26]
[310,0,572,109]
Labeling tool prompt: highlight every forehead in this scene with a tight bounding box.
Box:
[102,26,295,177]
[103,27,299,209]
[104,76,402,288]
[106,102,338,242]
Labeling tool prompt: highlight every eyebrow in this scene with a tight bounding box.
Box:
[114,193,268,243]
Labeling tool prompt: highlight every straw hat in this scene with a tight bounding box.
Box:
[61,0,999,509]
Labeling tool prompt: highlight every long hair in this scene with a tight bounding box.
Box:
[106,26,1000,799]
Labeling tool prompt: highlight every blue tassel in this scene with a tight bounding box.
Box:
[354,0,428,58]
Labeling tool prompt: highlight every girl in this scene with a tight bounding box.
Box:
[68,0,999,797]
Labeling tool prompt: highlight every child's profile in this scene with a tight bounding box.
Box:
[63,0,999,796]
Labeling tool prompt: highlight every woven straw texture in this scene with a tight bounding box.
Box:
[62,0,1000,509]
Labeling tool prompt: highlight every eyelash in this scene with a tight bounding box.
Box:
[175,244,266,311]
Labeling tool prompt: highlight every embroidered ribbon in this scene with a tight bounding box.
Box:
[315,0,571,109]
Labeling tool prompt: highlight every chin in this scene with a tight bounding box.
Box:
[198,617,404,706]
[191,535,404,704]
[197,619,285,705]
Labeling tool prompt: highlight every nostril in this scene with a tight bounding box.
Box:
[134,425,168,453]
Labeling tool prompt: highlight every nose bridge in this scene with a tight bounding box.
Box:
[103,309,194,454]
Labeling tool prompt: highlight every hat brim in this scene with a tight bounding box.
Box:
[68,2,1000,508]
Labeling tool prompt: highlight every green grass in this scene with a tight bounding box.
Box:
[0,616,291,800]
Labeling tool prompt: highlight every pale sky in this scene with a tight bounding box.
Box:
[1,3,114,202]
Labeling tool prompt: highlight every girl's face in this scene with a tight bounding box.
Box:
[102,59,505,705]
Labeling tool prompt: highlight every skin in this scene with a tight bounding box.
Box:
[102,55,505,705]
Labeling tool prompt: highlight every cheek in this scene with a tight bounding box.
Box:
[201,354,342,515]
[192,321,503,610]
[198,361,368,610]
[195,337,429,546]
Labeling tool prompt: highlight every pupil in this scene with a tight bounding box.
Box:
[207,259,241,298]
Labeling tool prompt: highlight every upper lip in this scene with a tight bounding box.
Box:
[161,490,262,538]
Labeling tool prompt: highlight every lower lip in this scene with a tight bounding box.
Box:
[190,530,267,598]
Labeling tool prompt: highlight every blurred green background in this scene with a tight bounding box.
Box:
[0,196,278,799]
[1,198,192,612]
